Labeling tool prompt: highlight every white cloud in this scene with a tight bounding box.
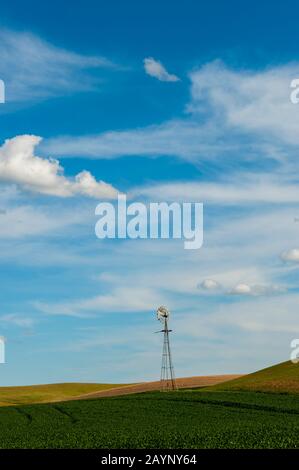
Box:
[230,283,254,295]
[280,248,299,262]
[42,60,299,165]
[143,57,180,82]
[0,202,94,239]
[203,293,299,334]
[229,283,285,296]
[43,120,209,160]
[0,29,113,102]
[189,60,299,146]
[134,175,299,204]
[199,277,285,297]
[30,201,297,317]
[35,286,168,317]
[200,279,221,290]
[1,314,34,328]
[0,135,118,198]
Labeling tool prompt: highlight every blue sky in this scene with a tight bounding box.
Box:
[1,0,299,385]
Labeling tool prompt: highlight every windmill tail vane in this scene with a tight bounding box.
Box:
[156,306,178,392]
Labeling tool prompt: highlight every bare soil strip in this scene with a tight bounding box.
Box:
[76,375,242,400]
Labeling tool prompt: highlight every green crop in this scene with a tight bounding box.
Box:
[0,390,299,448]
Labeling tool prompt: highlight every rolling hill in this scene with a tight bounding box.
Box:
[0,375,240,406]
[76,374,240,400]
[213,360,299,394]
[0,383,129,406]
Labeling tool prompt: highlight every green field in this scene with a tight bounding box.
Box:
[214,360,299,394]
[0,383,128,406]
[1,389,299,448]
[1,361,299,448]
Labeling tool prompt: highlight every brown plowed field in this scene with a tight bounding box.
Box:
[76,374,241,400]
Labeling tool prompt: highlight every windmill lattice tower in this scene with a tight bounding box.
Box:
[156,306,177,391]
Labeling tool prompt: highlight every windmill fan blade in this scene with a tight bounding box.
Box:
[156,305,170,322]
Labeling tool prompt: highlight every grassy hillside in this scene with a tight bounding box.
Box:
[1,390,299,448]
[0,383,128,406]
[0,376,237,406]
[213,360,299,394]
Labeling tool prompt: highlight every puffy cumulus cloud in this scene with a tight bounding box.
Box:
[280,248,299,263]
[229,283,285,296]
[199,279,221,290]
[230,283,252,295]
[0,135,118,198]
[72,170,118,198]
[143,57,180,82]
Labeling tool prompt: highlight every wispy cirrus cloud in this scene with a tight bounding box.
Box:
[35,286,169,317]
[42,60,299,167]
[188,60,299,146]
[133,174,299,205]
[32,204,296,318]
[0,29,114,103]
[1,314,35,328]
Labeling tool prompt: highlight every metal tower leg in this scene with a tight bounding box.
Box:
[160,318,177,391]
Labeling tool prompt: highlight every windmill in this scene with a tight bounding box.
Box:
[156,306,177,391]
